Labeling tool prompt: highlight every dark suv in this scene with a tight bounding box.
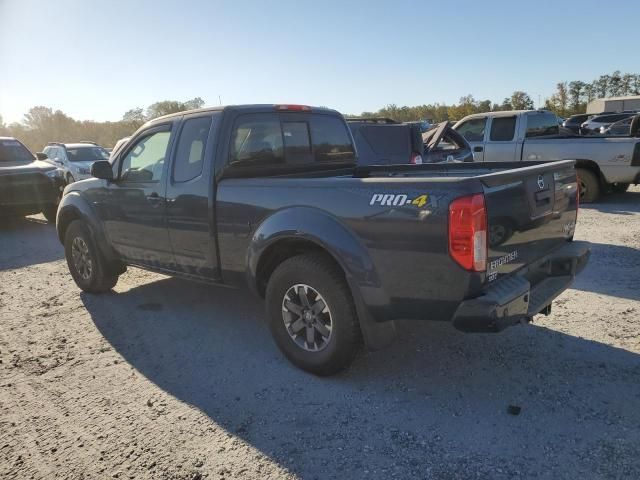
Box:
[0,137,65,222]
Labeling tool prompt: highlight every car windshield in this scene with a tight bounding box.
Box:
[0,139,34,163]
[66,146,110,162]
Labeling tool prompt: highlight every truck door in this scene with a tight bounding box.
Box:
[102,124,175,269]
[483,115,518,162]
[165,112,221,279]
[455,117,487,161]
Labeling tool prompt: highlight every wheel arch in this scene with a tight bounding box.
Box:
[574,159,605,184]
[57,192,124,271]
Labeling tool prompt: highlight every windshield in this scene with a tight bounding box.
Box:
[66,146,109,162]
[0,139,35,163]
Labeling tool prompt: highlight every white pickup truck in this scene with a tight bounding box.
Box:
[453,110,640,202]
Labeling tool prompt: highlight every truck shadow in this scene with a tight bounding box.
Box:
[0,215,63,271]
[570,241,640,301]
[82,277,640,478]
[581,190,640,214]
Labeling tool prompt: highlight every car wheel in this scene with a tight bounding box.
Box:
[611,183,630,193]
[265,253,362,376]
[66,173,75,184]
[41,204,58,223]
[64,220,118,293]
[576,168,600,203]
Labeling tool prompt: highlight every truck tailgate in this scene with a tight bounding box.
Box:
[480,160,578,283]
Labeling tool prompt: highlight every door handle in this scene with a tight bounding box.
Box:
[146,192,163,205]
[473,146,484,152]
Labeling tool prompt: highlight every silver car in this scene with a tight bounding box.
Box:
[581,113,636,135]
[600,115,638,136]
[41,141,110,183]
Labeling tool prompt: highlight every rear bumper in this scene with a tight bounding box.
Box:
[452,241,590,332]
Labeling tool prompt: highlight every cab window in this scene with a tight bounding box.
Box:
[526,114,559,138]
[490,116,516,141]
[456,118,487,142]
[230,114,284,165]
[173,116,215,182]
[120,130,171,182]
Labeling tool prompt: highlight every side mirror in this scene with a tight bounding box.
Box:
[36,152,48,160]
[91,160,114,181]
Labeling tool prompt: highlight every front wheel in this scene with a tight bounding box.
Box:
[265,253,362,376]
[576,168,600,203]
[64,220,118,293]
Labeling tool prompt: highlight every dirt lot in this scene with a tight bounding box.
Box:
[1,188,639,480]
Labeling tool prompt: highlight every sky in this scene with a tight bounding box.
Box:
[1,0,638,124]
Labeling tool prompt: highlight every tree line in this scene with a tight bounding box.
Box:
[0,98,204,153]
[1,71,639,153]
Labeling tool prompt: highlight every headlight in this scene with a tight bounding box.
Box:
[45,168,64,179]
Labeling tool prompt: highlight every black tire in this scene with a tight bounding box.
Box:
[265,253,362,376]
[64,220,118,293]
[576,168,600,203]
[611,183,630,193]
[41,204,58,223]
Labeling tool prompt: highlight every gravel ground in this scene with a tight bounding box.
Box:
[1,187,639,480]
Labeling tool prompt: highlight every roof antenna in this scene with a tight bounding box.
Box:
[218,95,222,106]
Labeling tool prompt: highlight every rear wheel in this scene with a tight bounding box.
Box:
[265,253,362,375]
[64,220,118,293]
[576,168,600,203]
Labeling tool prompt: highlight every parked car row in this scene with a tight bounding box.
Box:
[452,109,640,202]
[563,111,639,135]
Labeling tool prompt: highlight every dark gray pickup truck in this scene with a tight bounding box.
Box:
[56,104,590,375]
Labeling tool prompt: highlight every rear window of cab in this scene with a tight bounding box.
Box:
[230,113,355,166]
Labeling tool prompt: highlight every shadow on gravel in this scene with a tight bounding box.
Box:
[571,241,640,301]
[581,190,640,214]
[0,215,63,271]
[82,277,640,479]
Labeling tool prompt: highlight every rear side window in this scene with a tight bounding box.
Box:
[173,116,213,182]
[526,114,559,138]
[456,118,486,142]
[310,115,355,162]
[230,114,284,165]
[490,117,516,141]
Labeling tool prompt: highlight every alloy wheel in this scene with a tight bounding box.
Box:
[282,284,333,352]
[71,237,93,281]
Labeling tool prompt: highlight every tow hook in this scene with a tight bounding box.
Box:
[540,304,552,316]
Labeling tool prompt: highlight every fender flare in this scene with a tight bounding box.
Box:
[247,206,396,350]
[56,192,122,268]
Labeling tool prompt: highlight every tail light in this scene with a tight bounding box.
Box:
[410,153,423,164]
[448,193,487,272]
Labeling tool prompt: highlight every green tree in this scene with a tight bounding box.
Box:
[609,70,622,96]
[509,91,534,110]
[568,81,586,114]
